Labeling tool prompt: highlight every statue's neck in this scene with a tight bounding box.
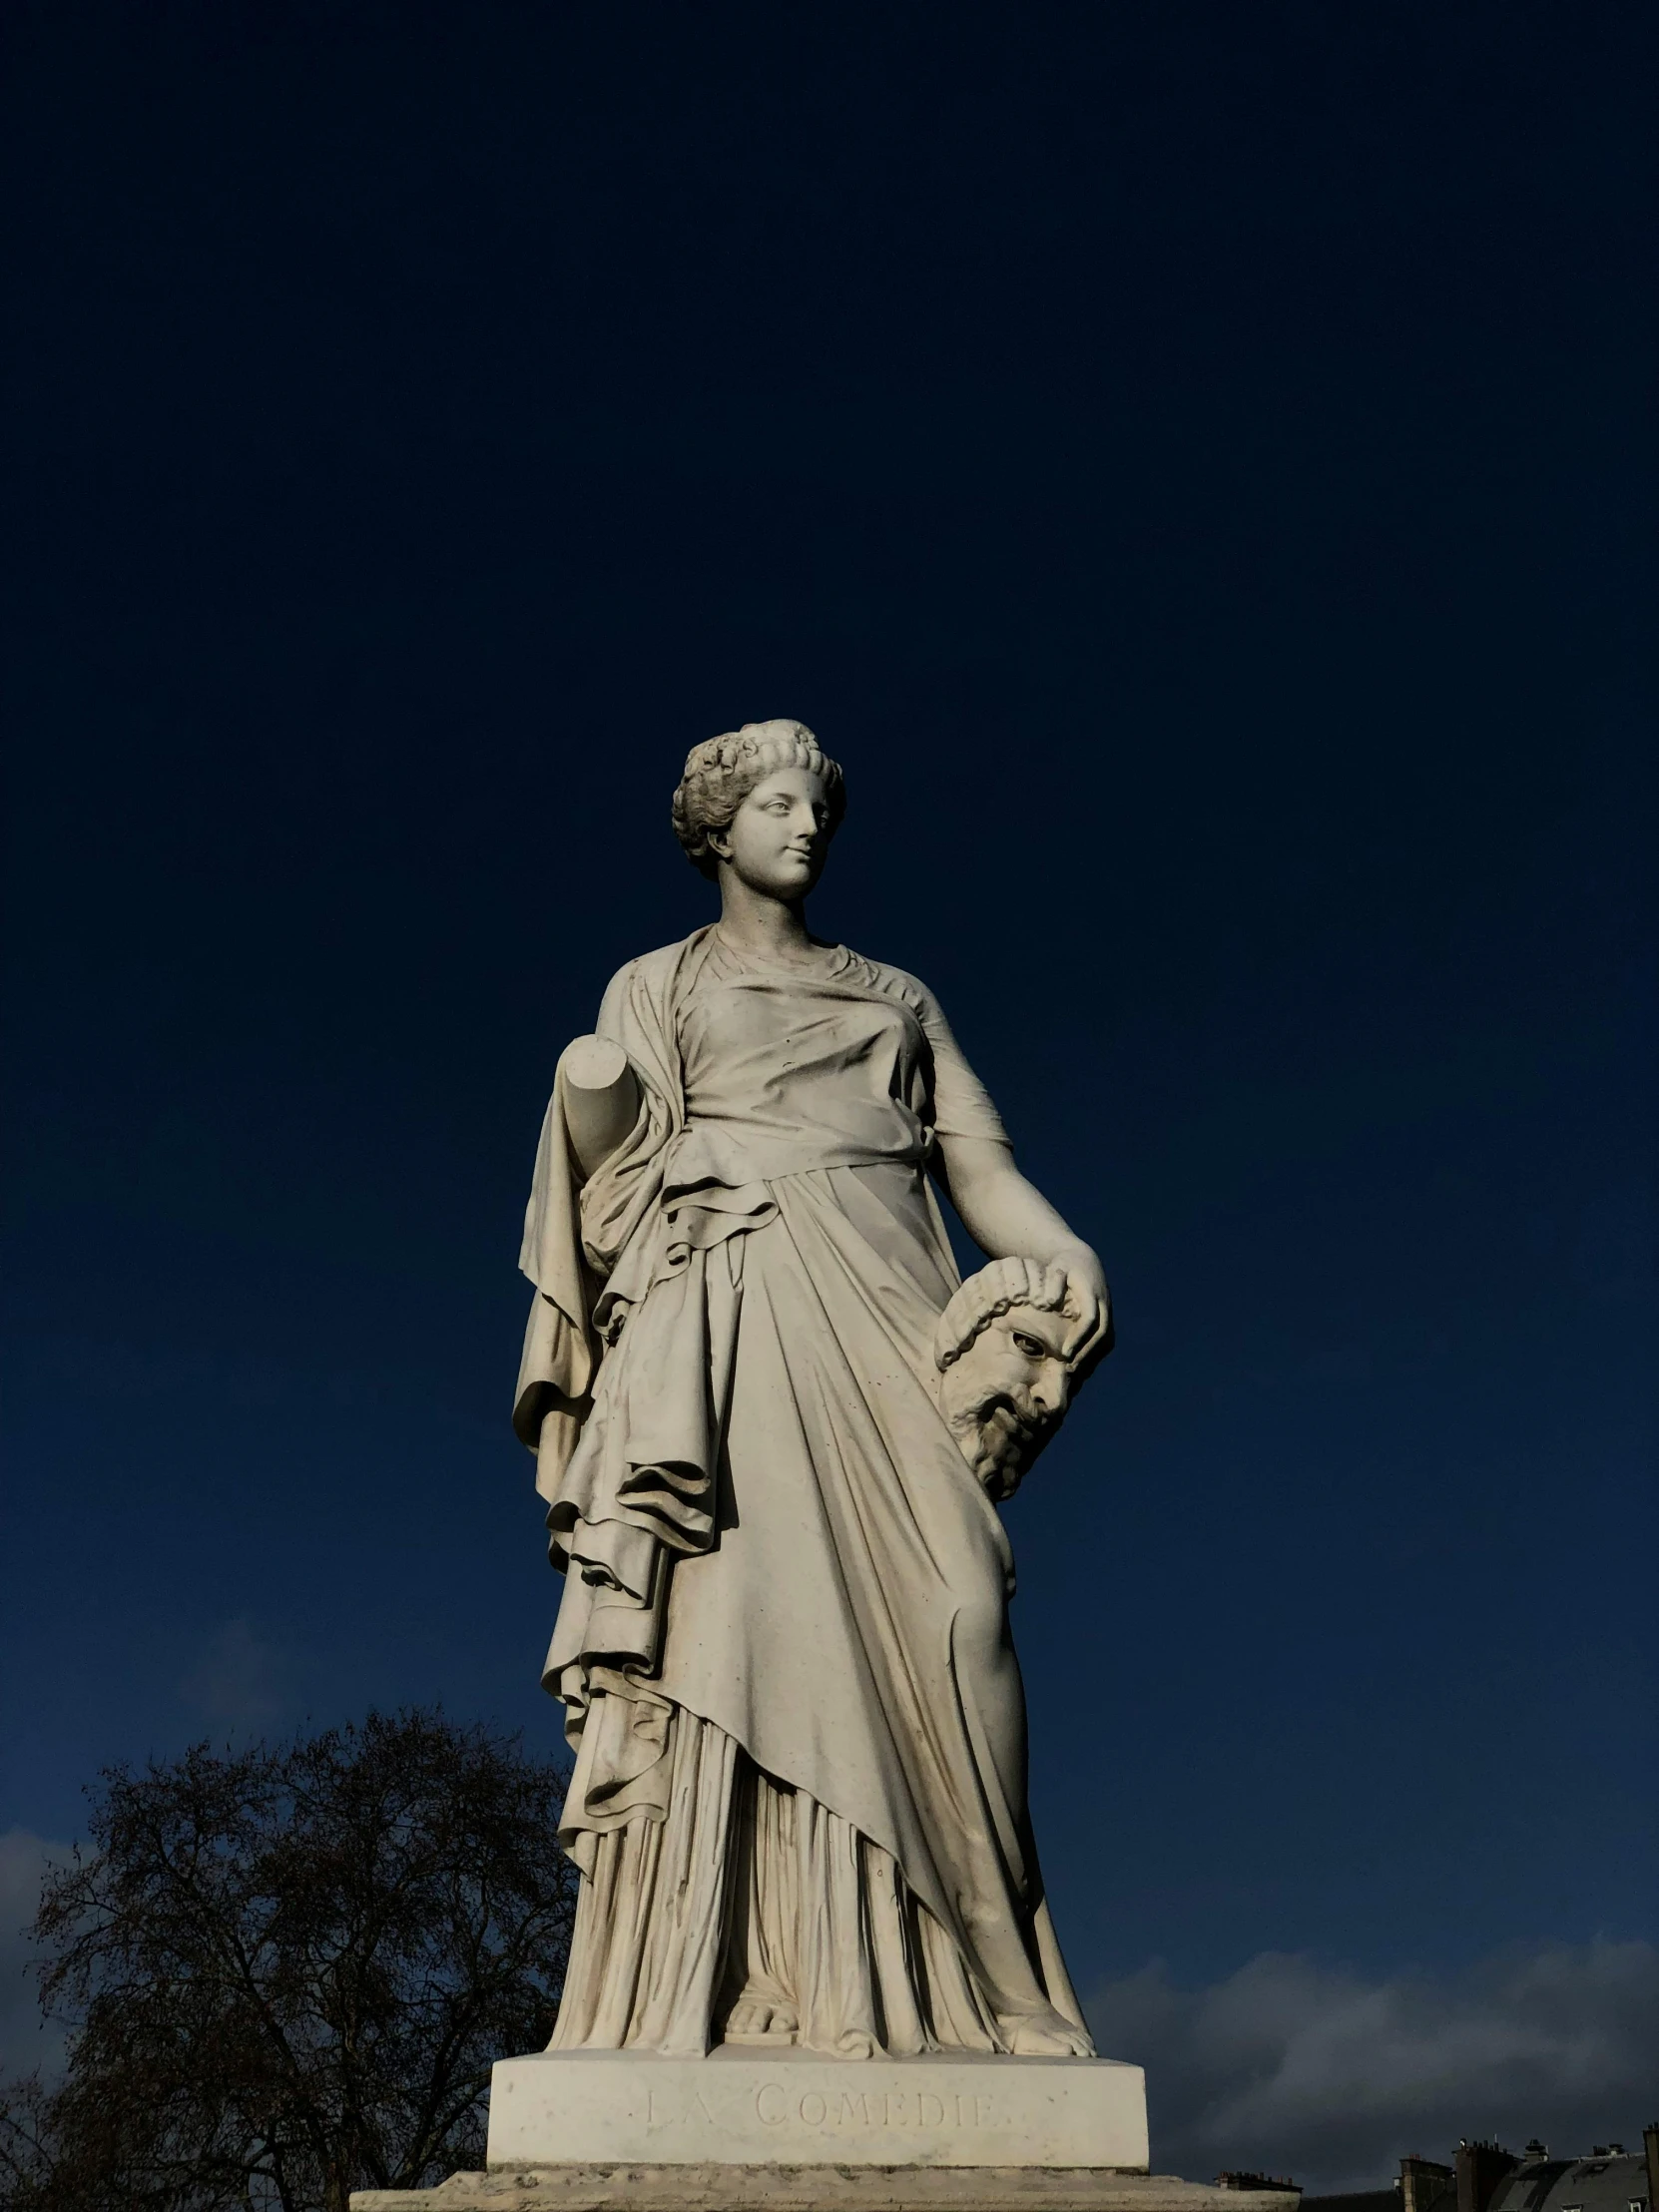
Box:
[713,873,816,960]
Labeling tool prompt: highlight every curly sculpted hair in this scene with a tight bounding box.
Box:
[671,719,846,878]
[932,1264,1083,1374]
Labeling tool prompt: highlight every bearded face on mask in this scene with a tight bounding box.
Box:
[932,1257,1102,1501]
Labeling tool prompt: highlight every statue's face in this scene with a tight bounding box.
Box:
[937,1302,1076,1498]
[710,767,832,897]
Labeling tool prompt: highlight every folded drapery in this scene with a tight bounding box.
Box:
[515,928,1090,2055]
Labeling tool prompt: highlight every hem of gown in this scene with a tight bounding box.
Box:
[551,1701,1092,2061]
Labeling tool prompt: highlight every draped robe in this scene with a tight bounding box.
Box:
[514,927,1090,2058]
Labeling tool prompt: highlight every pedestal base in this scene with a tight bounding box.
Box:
[486,2048,1149,2171]
[348,2163,1301,2211]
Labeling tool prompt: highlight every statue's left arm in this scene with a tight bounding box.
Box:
[932,1133,1111,1364]
[905,973,1111,1364]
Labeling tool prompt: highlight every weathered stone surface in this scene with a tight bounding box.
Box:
[485,2050,1148,2171]
[349,2163,1300,2212]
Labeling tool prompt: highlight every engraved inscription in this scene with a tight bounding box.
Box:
[754,2082,994,2130]
[644,2086,718,2128]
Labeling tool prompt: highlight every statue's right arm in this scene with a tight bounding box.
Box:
[560,1034,642,1182]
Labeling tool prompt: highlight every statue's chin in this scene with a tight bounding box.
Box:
[978,1456,1023,1502]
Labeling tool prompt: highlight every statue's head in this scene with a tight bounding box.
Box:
[933,1258,1099,1500]
[672,720,846,895]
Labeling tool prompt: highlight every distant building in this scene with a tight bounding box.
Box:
[1299,2129,1658,2212]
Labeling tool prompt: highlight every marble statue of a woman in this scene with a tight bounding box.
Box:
[513,720,1111,2067]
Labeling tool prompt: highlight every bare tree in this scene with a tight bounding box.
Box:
[0,1711,578,2212]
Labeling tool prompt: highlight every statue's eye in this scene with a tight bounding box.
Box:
[1011,1332,1046,1360]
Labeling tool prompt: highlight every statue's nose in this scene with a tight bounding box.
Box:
[1031,1366,1070,1418]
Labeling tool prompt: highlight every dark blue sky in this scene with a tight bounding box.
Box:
[2,0,1653,2109]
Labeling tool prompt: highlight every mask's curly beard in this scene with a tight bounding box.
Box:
[949,1390,1047,1499]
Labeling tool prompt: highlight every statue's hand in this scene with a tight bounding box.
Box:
[1049,1242,1112,1370]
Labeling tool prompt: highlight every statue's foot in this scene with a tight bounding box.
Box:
[723,1991,799,2044]
[1004,2006,1094,2057]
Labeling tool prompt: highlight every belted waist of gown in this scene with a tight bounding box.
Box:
[664,1118,929,1198]
[595,1122,928,1330]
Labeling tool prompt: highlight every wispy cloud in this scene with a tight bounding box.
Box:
[179,1616,295,1727]
[0,1830,72,2080]
[1086,1939,1659,2192]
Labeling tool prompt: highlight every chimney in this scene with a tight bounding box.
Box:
[1642,2122,1657,2212]
[1401,2156,1456,2212]
[1456,2141,1519,2212]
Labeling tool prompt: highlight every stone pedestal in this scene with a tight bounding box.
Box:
[347,2046,1298,2212]
[489,2048,1148,2169]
